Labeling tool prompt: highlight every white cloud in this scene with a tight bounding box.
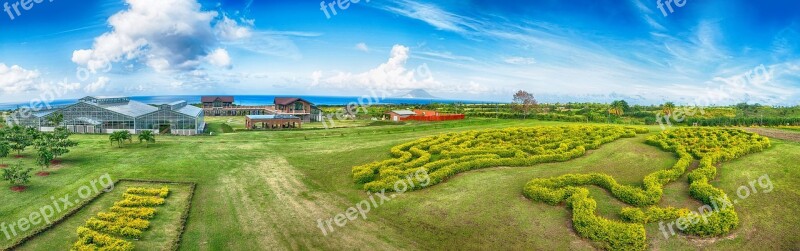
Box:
[314,44,441,91]
[311,70,322,85]
[504,57,536,65]
[377,0,477,33]
[84,77,110,93]
[215,16,252,41]
[71,0,243,73]
[355,42,369,52]
[0,64,41,93]
[221,31,319,60]
[205,48,232,68]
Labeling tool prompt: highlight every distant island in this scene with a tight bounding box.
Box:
[397,89,438,99]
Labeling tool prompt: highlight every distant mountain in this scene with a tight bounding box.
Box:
[398,89,438,99]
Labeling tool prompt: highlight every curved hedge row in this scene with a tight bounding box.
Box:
[353,125,648,192]
[353,126,770,250]
[524,128,769,250]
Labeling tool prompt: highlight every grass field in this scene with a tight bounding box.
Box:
[1,118,799,250]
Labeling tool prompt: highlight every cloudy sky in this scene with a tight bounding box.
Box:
[0,0,799,105]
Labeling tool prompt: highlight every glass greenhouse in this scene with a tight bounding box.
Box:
[14,96,204,135]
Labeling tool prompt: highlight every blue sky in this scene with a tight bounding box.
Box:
[0,0,798,105]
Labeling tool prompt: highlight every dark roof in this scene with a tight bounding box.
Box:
[246,114,300,120]
[201,96,234,103]
[274,97,313,106]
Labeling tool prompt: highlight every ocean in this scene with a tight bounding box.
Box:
[0,95,497,111]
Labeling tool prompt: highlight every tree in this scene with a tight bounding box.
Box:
[661,102,676,116]
[46,112,64,127]
[138,130,156,147]
[34,133,56,170]
[512,90,538,119]
[0,141,9,166]
[609,100,630,116]
[36,146,55,170]
[110,131,132,148]
[51,127,78,159]
[2,161,32,187]
[6,126,34,156]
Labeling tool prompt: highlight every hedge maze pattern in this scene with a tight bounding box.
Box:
[71,186,170,251]
[352,126,771,250]
[353,125,648,191]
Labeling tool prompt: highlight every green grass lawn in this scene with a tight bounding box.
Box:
[1,118,798,250]
[203,115,392,133]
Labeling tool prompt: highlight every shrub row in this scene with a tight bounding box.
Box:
[524,128,769,250]
[71,186,170,251]
[72,227,134,251]
[644,128,769,236]
[114,194,166,207]
[354,125,647,192]
[125,186,170,198]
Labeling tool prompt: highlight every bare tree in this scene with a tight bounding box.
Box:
[512,90,538,119]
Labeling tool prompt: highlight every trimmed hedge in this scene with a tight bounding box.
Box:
[125,186,170,198]
[527,128,769,249]
[353,125,648,192]
[71,186,171,251]
[642,128,769,237]
[355,126,771,250]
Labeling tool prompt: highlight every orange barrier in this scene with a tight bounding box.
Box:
[400,114,465,122]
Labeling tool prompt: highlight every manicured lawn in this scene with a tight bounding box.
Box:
[1,118,798,250]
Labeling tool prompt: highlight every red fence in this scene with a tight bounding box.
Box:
[400,114,465,122]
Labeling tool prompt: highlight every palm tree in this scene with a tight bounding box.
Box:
[109,131,133,148]
[662,102,676,116]
[46,112,64,127]
[138,131,156,148]
[609,100,629,116]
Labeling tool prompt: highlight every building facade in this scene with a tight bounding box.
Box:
[201,96,274,116]
[274,97,322,122]
[386,110,417,121]
[245,114,302,130]
[17,96,204,135]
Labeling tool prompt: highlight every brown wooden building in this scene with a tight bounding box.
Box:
[201,96,272,116]
[245,115,302,129]
[202,96,234,108]
[274,97,321,122]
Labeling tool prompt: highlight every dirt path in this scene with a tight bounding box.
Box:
[217,156,414,250]
[744,128,800,142]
